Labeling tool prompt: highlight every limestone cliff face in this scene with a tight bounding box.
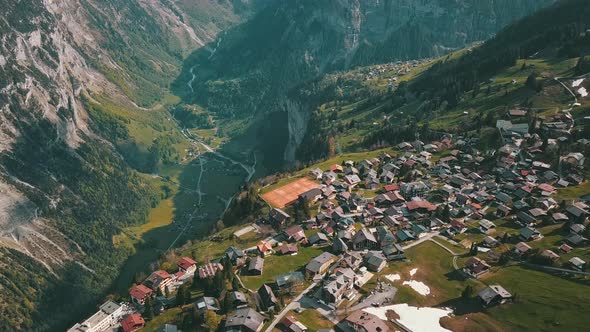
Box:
[283,98,311,162]
[185,0,555,164]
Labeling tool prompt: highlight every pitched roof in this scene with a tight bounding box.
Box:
[121,314,144,332]
[129,284,153,301]
[249,257,264,272]
[353,228,377,244]
[345,311,389,332]
[177,257,196,270]
[225,308,265,331]
[478,285,511,303]
[306,252,336,273]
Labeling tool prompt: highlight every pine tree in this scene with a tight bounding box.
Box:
[204,311,222,332]
[176,285,186,306]
[461,285,474,298]
[212,271,226,298]
[144,297,155,320]
[222,257,232,280]
[231,275,241,291]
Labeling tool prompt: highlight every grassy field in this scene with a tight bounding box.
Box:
[379,241,479,307]
[386,240,590,331]
[178,224,264,264]
[240,246,327,290]
[480,266,590,331]
[277,308,335,332]
[555,180,590,200]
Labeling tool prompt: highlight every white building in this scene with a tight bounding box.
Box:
[67,301,124,332]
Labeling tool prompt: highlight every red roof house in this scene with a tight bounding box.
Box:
[121,314,145,332]
[129,284,153,305]
[406,200,437,212]
[177,256,197,273]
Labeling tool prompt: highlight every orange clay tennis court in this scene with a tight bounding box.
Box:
[261,178,321,208]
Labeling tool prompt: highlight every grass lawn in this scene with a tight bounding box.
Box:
[241,246,327,290]
[480,266,590,331]
[282,308,334,331]
[179,225,264,265]
[382,241,590,331]
[378,241,479,307]
[555,180,590,200]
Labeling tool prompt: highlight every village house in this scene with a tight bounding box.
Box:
[365,252,387,272]
[224,307,265,332]
[540,249,560,261]
[569,257,586,271]
[570,223,586,235]
[228,291,249,307]
[478,285,512,306]
[309,232,330,246]
[344,311,390,332]
[352,228,379,250]
[195,296,219,313]
[279,243,299,255]
[144,270,173,294]
[177,257,197,275]
[281,316,308,332]
[562,152,585,168]
[226,246,246,267]
[519,227,543,241]
[382,244,405,261]
[514,242,532,256]
[322,267,356,304]
[269,208,291,227]
[309,168,323,180]
[463,257,491,278]
[257,240,274,256]
[566,202,588,222]
[305,252,337,279]
[121,313,145,332]
[248,257,264,275]
[299,188,323,204]
[284,225,308,244]
[129,284,153,305]
[340,252,364,270]
[396,229,416,242]
[400,181,430,199]
[482,236,500,248]
[257,284,278,312]
[479,219,496,234]
[198,262,224,279]
[566,233,588,246]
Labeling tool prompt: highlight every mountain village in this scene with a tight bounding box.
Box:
[68,96,590,332]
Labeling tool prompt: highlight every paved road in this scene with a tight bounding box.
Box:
[401,231,437,250]
[264,282,318,332]
[345,283,397,313]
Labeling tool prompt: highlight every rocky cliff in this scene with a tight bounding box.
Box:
[0,0,265,330]
[182,0,555,166]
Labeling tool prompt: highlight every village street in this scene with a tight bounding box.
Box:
[264,231,443,331]
[264,282,318,332]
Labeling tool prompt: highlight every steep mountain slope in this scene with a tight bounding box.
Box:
[293,0,590,161]
[0,0,268,330]
[178,0,554,164]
